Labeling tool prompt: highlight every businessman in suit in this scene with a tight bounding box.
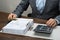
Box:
[8,0,59,27]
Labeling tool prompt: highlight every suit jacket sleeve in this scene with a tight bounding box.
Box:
[12,0,29,17]
[55,0,60,24]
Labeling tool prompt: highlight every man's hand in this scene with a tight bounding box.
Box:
[46,18,57,28]
[8,13,17,21]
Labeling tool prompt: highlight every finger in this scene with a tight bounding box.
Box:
[50,21,55,27]
[8,14,13,20]
[8,15,10,20]
[46,18,52,24]
[12,15,17,19]
[50,19,56,27]
[46,19,55,27]
[52,22,57,27]
[46,20,53,26]
[8,15,12,20]
[49,20,56,27]
[8,14,11,20]
[46,21,50,26]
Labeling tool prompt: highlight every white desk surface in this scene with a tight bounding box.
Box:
[24,23,60,40]
[0,23,60,40]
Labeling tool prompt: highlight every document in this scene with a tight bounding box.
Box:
[2,18,34,35]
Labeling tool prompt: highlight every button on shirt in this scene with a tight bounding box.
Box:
[36,0,46,13]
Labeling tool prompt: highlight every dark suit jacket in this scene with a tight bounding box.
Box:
[59,0,60,12]
[13,0,59,20]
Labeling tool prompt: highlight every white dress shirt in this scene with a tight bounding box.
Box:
[36,0,46,13]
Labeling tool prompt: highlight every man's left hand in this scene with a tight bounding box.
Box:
[46,18,57,28]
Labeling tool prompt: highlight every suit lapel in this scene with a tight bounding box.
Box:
[30,0,40,14]
[42,0,49,13]
[33,0,41,14]
[33,0,37,10]
[43,0,53,13]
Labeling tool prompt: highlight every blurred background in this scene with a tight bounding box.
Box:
[0,0,32,16]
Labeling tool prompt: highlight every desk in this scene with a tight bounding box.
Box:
[0,12,48,40]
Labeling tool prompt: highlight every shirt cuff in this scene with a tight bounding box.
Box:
[55,19,60,24]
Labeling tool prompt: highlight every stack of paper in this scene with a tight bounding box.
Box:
[2,18,34,35]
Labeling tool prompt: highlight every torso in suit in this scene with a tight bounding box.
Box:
[13,0,59,20]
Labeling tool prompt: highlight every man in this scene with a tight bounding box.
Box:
[8,0,59,27]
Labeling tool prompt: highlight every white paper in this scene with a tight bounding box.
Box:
[2,18,33,35]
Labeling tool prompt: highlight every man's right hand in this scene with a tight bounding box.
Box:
[8,13,17,21]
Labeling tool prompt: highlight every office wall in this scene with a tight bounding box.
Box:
[0,0,32,16]
[0,0,20,12]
